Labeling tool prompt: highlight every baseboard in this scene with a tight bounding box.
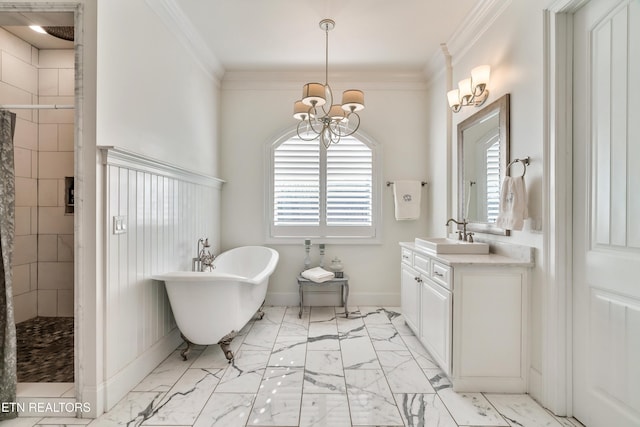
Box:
[103,328,182,412]
[79,383,104,418]
[528,366,543,403]
[266,291,399,307]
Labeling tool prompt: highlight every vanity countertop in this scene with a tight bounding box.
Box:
[399,242,534,267]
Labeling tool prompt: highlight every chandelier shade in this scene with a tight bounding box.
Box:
[341,90,365,112]
[302,83,327,107]
[293,19,365,149]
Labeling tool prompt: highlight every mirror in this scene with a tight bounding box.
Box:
[457,93,510,236]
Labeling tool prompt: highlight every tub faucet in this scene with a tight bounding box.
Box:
[193,238,216,271]
[446,218,472,242]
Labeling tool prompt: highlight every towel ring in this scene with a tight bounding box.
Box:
[506,157,530,177]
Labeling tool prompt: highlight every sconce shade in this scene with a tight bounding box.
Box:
[341,90,365,112]
[447,65,491,113]
[293,100,308,120]
[447,89,460,109]
[471,65,491,86]
[458,78,473,100]
[302,83,327,107]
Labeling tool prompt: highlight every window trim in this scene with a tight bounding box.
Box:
[264,127,382,245]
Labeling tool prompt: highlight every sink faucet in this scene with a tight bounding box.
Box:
[192,238,216,272]
[446,218,474,242]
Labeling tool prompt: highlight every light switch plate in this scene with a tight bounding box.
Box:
[113,216,127,234]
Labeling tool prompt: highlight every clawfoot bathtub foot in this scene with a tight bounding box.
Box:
[218,330,238,363]
[180,333,193,361]
[256,299,266,320]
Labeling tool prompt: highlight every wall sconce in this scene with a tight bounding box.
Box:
[447,65,491,113]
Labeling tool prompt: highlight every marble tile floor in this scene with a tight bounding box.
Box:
[4,306,585,427]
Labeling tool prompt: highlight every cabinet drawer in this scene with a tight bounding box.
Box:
[414,254,430,275]
[401,248,413,265]
[431,260,452,290]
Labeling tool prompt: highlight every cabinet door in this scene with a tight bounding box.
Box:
[420,278,452,375]
[401,264,420,334]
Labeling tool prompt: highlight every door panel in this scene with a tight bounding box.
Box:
[573,1,640,425]
[420,278,451,375]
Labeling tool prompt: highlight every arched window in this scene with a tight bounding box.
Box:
[266,132,381,242]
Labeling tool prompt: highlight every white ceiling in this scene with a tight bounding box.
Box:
[174,0,478,73]
[0,2,479,74]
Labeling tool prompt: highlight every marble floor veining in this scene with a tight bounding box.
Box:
[5,306,585,427]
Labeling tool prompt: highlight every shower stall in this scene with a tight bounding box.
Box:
[0,25,76,385]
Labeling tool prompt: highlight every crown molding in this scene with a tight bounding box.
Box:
[222,70,428,91]
[423,0,512,80]
[145,0,224,82]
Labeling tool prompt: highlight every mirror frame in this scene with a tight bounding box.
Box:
[457,93,510,236]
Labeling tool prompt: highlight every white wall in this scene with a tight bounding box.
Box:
[424,0,550,401]
[95,0,223,413]
[220,73,431,306]
[96,0,220,177]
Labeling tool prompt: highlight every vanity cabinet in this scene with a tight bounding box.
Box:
[420,275,452,375]
[400,264,421,333]
[399,243,531,393]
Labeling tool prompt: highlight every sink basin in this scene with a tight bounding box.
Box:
[415,237,489,254]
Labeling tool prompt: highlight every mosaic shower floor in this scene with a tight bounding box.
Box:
[16,317,74,383]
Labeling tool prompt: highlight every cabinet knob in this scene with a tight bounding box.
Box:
[434,271,444,277]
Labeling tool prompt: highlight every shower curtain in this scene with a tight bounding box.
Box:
[0,110,17,420]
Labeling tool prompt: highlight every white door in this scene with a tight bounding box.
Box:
[573,1,640,425]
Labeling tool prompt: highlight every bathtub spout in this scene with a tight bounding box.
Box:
[218,330,238,363]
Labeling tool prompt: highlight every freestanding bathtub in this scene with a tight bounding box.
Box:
[151,246,279,361]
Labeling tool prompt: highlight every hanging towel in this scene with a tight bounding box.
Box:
[301,267,335,283]
[496,176,528,230]
[393,180,422,220]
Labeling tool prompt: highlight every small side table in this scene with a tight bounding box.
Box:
[297,274,349,318]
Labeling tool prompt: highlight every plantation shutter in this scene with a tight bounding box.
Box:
[326,137,372,226]
[273,137,320,225]
[486,141,500,222]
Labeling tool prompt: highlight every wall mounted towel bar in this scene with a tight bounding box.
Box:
[386,181,428,187]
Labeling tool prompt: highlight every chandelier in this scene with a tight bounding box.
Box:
[293,19,365,149]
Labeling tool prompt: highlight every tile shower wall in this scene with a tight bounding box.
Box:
[0,29,75,321]
[37,49,74,317]
[1,28,40,323]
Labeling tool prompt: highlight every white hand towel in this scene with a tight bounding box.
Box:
[301,267,335,283]
[496,176,528,230]
[393,180,422,220]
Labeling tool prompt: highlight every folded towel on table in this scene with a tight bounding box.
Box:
[393,180,422,220]
[496,176,528,230]
[301,267,335,283]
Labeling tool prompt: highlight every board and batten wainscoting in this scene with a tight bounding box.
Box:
[99,147,224,411]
